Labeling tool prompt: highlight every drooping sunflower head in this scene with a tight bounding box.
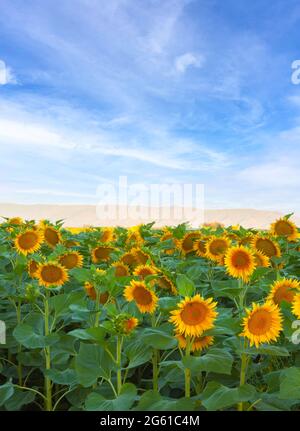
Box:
[292,294,300,319]
[84,282,109,304]
[113,314,139,335]
[91,245,115,263]
[169,294,218,337]
[27,260,40,278]
[178,231,201,255]
[224,245,256,282]
[193,237,207,257]
[205,236,231,263]
[175,333,214,352]
[253,250,270,268]
[99,227,115,243]
[124,280,158,314]
[120,251,139,268]
[112,261,130,277]
[251,235,281,259]
[123,317,139,334]
[155,273,177,295]
[241,301,283,348]
[37,262,69,288]
[160,230,177,255]
[126,226,144,247]
[267,278,300,305]
[43,226,62,248]
[133,264,157,280]
[239,234,254,247]
[15,229,44,255]
[59,251,83,269]
[132,247,153,266]
[270,218,298,241]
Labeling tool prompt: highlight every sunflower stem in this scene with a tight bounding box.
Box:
[116,335,123,395]
[16,299,23,386]
[184,336,191,398]
[44,290,52,411]
[151,314,159,392]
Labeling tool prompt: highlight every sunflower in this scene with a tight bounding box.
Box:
[176,333,214,352]
[253,251,270,268]
[160,229,176,255]
[292,294,300,319]
[99,227,115,243]
[84,282,109,303]
[37,262,69,287]
[224,245,256,282]
[267,278,300,305]
[132,247,152,265]
[239,234,254,247]
[155,274,177,295]
[178,232,201,255]
[193,237,207,257]
[112,261,130,277]
[120,251,139,267]
[123,317,139,334]
[8,217,23,225]
[169,294,218,337]
[28,260,39,278]
[15,229,43,255]
[43,226,62,247]
[91,246,115,263]
[270,218,298,241]
[126,226,144,246]
[59,251,83,269]
[251,235,281,259]
[133,264,157,280]
[124,280,158,313]
[205,236,231,262]
[64,239,80,248]
[241,301,283,348]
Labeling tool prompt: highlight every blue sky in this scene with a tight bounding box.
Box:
[0,0,300,212]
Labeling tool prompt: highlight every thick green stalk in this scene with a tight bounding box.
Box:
[152,349,159,392]
[16,299,22,385]
[116,335,123,395]
[238,350,248,411]
[44,291,52,411]
[184,336,191,398]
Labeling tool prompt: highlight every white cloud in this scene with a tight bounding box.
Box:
[174,52,204,74]
[0,60,16,85]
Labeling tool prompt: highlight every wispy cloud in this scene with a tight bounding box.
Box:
[0,59,16,85]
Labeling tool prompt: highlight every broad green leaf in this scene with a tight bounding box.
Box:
[0,383,14,405]
[134,390,195,411]
[44,369,78,386]
[182,348,233,375]
[201,382,256,411]
[4,389,35,411]
[68,327,106,344]
[125,340,153,369]
[13,324,59,349]
[85,383,137,411]
[176,274,195,297]
[279,367,300,399]
[139,327,177,350]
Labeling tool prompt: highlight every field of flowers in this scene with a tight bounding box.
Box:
[0,215,300,411]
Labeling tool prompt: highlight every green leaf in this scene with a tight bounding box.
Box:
[134,390,195,411]
[201,382,256,411]
[0,383,14,406]
[279,367,300,399]
[75,343,114,387]
[85,383,137,411]
[4,388,35,411]
[176,274,195,297]
[125,340,153,369]
[44,369,78,386]
[49,291,85,316]
[211,280,240,300]
[182,348,233,375]
[139,327,177,350]
[13,324,59,349]
[68,327,106,344]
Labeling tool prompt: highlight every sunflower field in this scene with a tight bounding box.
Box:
[0,215,300,412]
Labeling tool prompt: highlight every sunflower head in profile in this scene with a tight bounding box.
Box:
[169,294,218,337]
[15,229,44,255]
[59,251,83,269]
[43,225,62,248]
[205,236,231,263]
[239,234,254,247]
[112,261,130,277]
[253,251,270,268]
[120,251,139,268]
[84,282,109,304]
[267,278,300,305]
[133,264,157,280]
[224,245,256,282]
[178,231,201,255]
[251,235,281,259]
[160,228,177,255]
[270,218,298,241]
[292,294,300,319]
[27,260,40,278]
[37,262,69,288]
[175,333,214,352]
[99,227,115,243]
[126,226,144,247]
[193,237,208,257]
[241,301,283,348]
[8,217,24,226]
[91,245,115,263]
[132,247,153,266]
[155,273,177,295]
[124,280,158,314]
